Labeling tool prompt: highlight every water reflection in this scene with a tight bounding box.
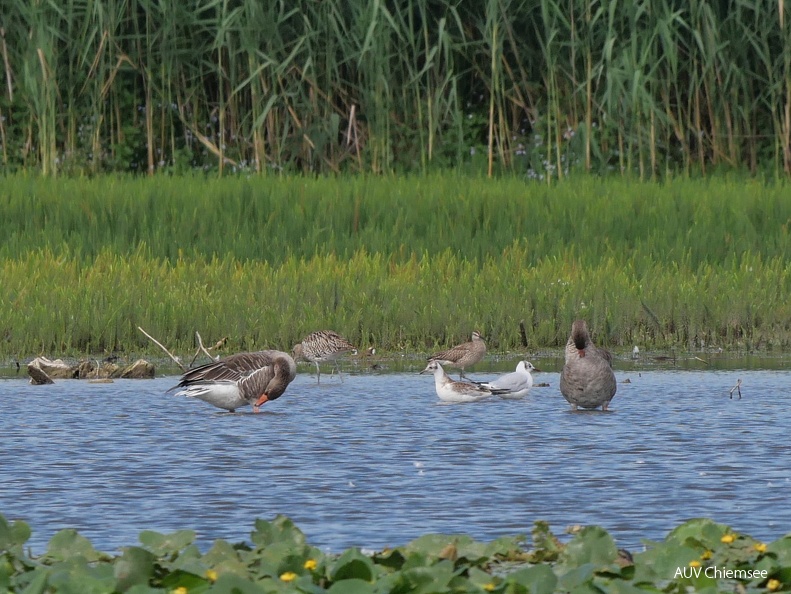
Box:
[0,367,789,554]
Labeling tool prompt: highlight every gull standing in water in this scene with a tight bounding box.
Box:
[420,361,507,402]
[293,330,357,383]
[169,350,296,413]
[475,360,536,398]
[427,331,487,379]
[559,320,617,411]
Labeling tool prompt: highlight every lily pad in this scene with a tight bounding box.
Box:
[506,564,558,594]
[138,529,196,557]
[559,526,618,568]
[329,548,377,582]
[44,529,104,563]
[0,515,31,553]
[250,515,306,549]
[113,546,155,592]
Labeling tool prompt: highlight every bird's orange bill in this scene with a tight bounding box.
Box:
[254,393,269,408]
[578,349,586,358]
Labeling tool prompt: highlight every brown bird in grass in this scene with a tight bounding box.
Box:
[169,350,296,413]
[559,320,617,411]
[292,330,357,383]
[427,331,487,380]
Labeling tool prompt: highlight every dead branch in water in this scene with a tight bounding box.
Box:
[729,378,742,400]
[189,332,226,366]
[137,326,185,370]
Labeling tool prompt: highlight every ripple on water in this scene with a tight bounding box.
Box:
[0,369,789,553]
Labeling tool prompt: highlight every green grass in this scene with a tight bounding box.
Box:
[2,174,791,267]
[2,174,791,358]
[0,513,787,593]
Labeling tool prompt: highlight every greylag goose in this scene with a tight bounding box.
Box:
[427,331,487,379]
[292,330,357,383]
[169,350,296,412]
[559,320,616,410]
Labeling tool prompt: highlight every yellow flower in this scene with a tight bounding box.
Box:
[721,534,735,544]
[280,572,297,582]
[483,583,496,592]
[701,550,712,560]
[205,569,218,582]
[767,579,781,591]
[754,543,768,553]
[689,560,701,568]
[303,559,317,570]
[171,588,188,594]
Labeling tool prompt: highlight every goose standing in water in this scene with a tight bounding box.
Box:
[420,361,506,402]
[169,350,296,412]
[475,360,536,398]
[293,330,357,383]
[427,331,487,379]
[559,320,617,411]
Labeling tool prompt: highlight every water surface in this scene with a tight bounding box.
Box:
[1,366,788,554]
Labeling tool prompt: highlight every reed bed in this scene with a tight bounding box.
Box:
[2,0,791,176]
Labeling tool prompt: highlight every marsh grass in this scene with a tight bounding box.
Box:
[1,245,790,358]
[2,174,790,357]
[2,174,791,266]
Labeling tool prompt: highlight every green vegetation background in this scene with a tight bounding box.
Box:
[1,513,788,593]
[4,0,791,176]
[2,174,790,358]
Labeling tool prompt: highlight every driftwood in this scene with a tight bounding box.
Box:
[138,326,184,370]
[138,326,226,370]
[26,355,155,384]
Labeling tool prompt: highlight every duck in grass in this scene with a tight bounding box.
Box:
[420,361,508,402]
[169,350,296,413]
[474,360,537,398]
[427,331,487,380]
[559,320,617,411]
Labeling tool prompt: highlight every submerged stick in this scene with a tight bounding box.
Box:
[138,326,184,370]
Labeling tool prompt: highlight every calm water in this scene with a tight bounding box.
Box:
[1,365,789,555]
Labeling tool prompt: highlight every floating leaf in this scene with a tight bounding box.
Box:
[114,547,155,592]
[329,549,376,582]
[158,568,208,591]
[138,530,196,557]
[47,558,116,594]
[665,518,728,549]
[393,562,457,593]
[250,516,306,549]
[507,564,558,594]
[0,515,32,552]
[210,573,267,594]
[44,529,104,563]
[559,526,618,568]
[326,578,376,594]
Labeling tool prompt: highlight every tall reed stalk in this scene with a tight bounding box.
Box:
[2,0,791,175]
